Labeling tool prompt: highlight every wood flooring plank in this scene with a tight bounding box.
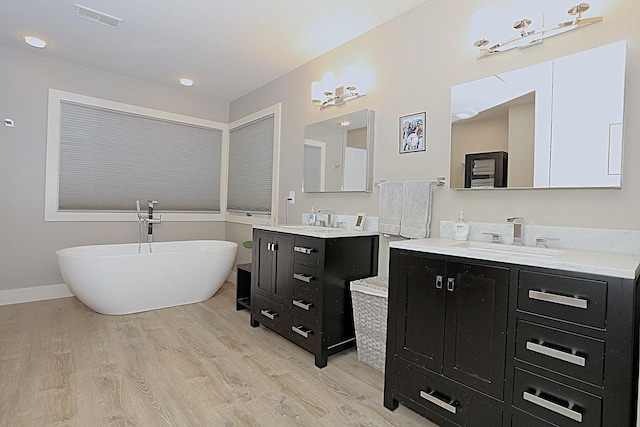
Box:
[0,282,433,427]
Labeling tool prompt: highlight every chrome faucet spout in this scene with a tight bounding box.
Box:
[507,216,524,246]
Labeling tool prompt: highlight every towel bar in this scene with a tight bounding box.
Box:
[375,177,446,188]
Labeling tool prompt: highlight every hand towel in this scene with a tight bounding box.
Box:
[378,181,403,235]
[400,181,432,239]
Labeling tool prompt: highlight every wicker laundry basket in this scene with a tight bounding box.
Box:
[350,276,389,372]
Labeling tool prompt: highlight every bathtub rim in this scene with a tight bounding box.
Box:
[56,239,238,257]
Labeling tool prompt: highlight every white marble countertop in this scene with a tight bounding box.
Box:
[390,237,640,279]
[253,224,379,239]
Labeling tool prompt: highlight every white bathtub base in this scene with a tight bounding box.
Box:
[57,240,237,315]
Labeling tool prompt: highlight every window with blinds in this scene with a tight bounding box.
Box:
[58,101,223,212]
[227,114,275,214]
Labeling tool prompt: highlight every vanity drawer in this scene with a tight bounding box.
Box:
[516,320,604,386]
[292,264,319,292]
[511,410,554,426]
[293,237,321,266]
[394,362,502,426]
[253,295,290,335]
[291,286,317,320]
[518,270,607,329]
[289,315,318,351]
[513,368,601,427]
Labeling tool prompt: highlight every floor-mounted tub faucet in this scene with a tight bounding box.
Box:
[146,200,160,242]
[507,216,524,245]
[136,200,161,250]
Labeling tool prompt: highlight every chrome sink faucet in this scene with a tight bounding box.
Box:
[507,216,524,246]
[317,209,333,227]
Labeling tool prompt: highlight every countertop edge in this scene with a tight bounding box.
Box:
[390,237,640,280]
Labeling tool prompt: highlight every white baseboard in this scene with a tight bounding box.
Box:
[0,284,73,306]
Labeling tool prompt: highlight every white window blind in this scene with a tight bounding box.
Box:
[58,100,222,212]
[227,114,274,214]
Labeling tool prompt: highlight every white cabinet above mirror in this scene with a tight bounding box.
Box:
[450,40,626,189]
[303,109,374,193]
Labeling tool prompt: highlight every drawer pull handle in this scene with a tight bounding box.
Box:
[293,299,313,310]
[419,390,457,414]
[260,309,277,320]
[292,325,312,338]
[447,278,455,292]
[526,341,586,366]
[523,391,583,422]
[294,273,315,283]
[528,290,588,309]
[294,246,314,255]
[435,275,443,289]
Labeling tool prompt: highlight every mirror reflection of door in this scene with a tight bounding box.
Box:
[303,140,325,192]
[343,126,367,191]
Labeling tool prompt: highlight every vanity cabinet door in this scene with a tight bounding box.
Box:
[253,230,292,304]
[443,261,509,400]
[394,252,447,372]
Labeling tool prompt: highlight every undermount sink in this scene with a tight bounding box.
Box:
[448,241,564,257]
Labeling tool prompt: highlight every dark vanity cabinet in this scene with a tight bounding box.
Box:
[385,250,509,425]
[384,247,639,427]
[250,228,378,368]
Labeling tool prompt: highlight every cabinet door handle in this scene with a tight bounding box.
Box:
[294,246,314,255]
[435,275,443,289]
[523,391,583,422]
[293,273,315,283]
[267,242,272,251]
[419,390,457,414]
[260,309,277,320]
[528,290,588,309]
[291,325,312,338]
[446,278,455,292]
[292,299,313,310]
[526,341,586,366]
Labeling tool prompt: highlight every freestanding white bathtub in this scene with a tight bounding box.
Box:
[56,240,238,315]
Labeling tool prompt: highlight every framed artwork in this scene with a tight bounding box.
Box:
[399,112,426,153]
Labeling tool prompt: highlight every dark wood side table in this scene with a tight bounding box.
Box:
[236,263,252,311]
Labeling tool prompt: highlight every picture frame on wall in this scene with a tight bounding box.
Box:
[399,112,426,153]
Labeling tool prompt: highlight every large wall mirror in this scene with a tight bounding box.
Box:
[450,40,626,189]
[303,109,374,192]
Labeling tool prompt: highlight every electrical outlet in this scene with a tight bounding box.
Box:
[288,191,295,204]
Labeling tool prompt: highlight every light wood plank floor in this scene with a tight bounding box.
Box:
[0,282,435,426]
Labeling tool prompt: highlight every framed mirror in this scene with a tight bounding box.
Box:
[450,40,626,189]
[303,109,374,192]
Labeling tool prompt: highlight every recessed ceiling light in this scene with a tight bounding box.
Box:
[24,36,47,49]
[179,78,194,87]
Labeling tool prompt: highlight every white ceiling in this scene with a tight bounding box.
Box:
[0,0,428,102]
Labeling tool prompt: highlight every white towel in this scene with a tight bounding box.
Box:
[378,181,403,235]
[400,181,432,239]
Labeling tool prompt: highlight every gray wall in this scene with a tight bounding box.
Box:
[230,0,640,276]
[0,46,229,291]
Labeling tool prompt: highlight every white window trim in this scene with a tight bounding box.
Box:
[45,89,228,222]
[226,103,281,226]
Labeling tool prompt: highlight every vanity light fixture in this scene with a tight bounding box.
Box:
[311,67,366,110]
[24,36,47,49]
[179,78,194,87]
[474,2,602,60]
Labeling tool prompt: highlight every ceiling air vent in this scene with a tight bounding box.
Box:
[75,4,123,29]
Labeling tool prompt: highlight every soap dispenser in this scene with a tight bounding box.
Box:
[453,211,470,241]
[308,207,317,225]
